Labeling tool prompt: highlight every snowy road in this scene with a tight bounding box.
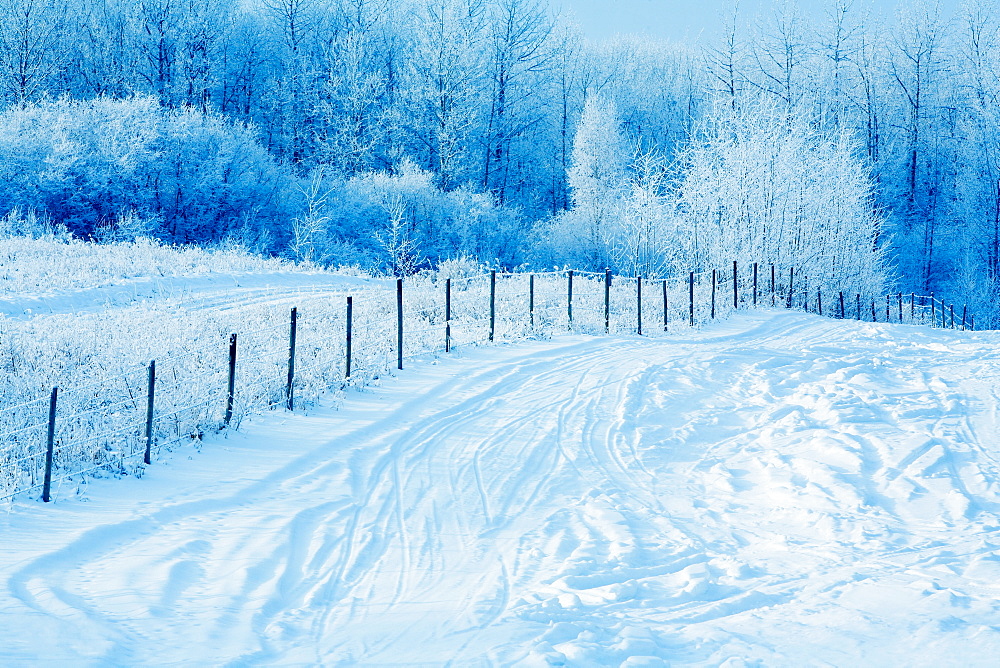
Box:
[3,310,1000,665]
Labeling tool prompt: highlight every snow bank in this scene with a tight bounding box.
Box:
[2,310,999,664]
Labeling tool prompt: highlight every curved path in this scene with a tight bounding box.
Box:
[3,310,1000,665]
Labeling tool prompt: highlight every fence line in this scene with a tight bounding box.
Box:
[0,262,976,503]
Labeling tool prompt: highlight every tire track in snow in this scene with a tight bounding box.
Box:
[7,311,1000,665]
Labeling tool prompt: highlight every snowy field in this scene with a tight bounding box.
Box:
[3,309,1000,665]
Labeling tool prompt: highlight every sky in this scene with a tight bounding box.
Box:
[551,0,964,42]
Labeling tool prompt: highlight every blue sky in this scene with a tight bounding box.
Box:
[552,0,964,42]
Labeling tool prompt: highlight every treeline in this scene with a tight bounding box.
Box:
[0,0,996,320]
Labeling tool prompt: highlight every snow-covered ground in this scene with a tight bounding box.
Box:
[3,309,1000,665]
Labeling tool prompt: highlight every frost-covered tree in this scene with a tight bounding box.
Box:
[312,1,398,175]
[538,91,629,270]
[603,151,677,278]
[404,0,487,190]
[674,96,888,296]
[0,0,68,106]
[481,0,555,202]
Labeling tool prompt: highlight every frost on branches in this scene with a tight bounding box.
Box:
[541,93,888,298]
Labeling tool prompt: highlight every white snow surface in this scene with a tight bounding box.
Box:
[3,309,1000,665]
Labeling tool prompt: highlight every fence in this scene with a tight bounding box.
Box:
[0,262,974,503]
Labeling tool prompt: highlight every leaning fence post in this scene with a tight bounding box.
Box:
[636,276,643,335]
[225,333,237,426]
[286,307,297,411]
[753,262,758,307]
[733,260,738,308]
[445,278,452,352]
[711,269,717,319]
[529,274,535,328]
[144,360,155,465]
[345,297,353,378]
[490,270,497,341]
[566,269,573,330]
[42,387,58,503]
[839,291,845,319]
[950,304,955,329]
[662,279,668,332]
[397,278,404,369]
[604,269,611,334]
[689,271,695,326]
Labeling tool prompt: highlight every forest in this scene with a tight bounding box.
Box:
[0,0,994,321]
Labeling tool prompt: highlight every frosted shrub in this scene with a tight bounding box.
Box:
[303,161,527,273]
[0,208,69,240]
[0,97,293,243]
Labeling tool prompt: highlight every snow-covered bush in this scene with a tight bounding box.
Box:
[0,96,293,243]
[0,207,70,239]
[289,161,528,274]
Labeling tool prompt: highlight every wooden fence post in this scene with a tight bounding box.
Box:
[529,274,535,328]
[770,264,775,306]
[662,279,668,332]
[287,307,297,411]
[839,291,845,319]
[711,269,716,319]
[225,333,237,426]
[910,293,915,321]
[786,268,794,309]
[733,260,738,308]
[856,293,861,320]
[490,270,496,341]
[871,300,877,322]
[885,294,890,322]
[898,293,903,322]
[445,279,452,352]
[636,276,643,335]
[42,387,57,503]
[689,271,694,326]
[817,288,823,316]
[144,360,155,465]
[962,304,967,331]
[930,293,936,328]
[566,269,573,330]
[345,297,353,377]
[604,269,611,334]
[753,262,758,307]
[397,278,404,369]
[950,304,955,329]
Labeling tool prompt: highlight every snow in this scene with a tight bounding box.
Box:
[0,268,383,320]
[3,309,1000,664]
